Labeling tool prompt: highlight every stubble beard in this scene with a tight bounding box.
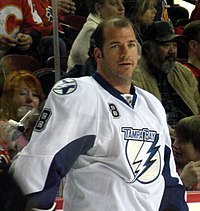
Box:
[150,53,176,74]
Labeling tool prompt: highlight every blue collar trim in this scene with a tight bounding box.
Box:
[92,72,137,108]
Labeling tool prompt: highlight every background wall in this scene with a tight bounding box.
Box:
[173,0,195,16]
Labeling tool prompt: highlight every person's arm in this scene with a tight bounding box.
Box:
[20,0,42,47]
[11,78,96,209]
[158,108,188,210]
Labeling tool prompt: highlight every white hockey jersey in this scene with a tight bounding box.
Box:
[11,73,188,211]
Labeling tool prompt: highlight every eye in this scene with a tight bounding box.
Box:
[33,92,39,97]
[172,43,177,48]
[162,43,170,47]
[20,89,28,96]
[110,44,120,49]
[128,42,136,48]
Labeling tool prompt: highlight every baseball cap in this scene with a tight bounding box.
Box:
[143,21,182,42]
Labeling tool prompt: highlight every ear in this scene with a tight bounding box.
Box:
[94,3,103,17]
[94,47,102,63]
[189,40,198,51]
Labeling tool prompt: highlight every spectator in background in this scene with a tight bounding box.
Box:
[0,0,42,59]
[32,0,76,65]
[67,0,125,72]
[183,20,200,92]
[132,21,200,138]
[173,116,200,190]
[0,70,45,161]
[124,0,157,45]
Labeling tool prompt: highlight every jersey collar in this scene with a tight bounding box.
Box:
[92,72,137,109]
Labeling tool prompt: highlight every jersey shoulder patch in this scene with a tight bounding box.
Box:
[52,78,77,95]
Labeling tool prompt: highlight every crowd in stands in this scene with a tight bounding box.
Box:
[0,0,200,210]
[67,0,125,71]
[132,20,200,137]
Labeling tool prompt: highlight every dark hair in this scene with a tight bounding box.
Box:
[183,20,200,49]
[91,17,134,52]
[175,116,200,152]
[87,0,105,14]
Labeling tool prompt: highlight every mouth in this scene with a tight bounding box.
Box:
[117,12,125,17]
[118,62,134,69]
[119,62,132,65]
[166,56,175,61]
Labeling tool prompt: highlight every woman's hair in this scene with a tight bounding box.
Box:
[175,116,200,152]
[1,70,45,121]
[87,0,105,14]
[125,0,157,22]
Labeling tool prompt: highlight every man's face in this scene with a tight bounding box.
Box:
[95,25,138,86]
[147,41,177,74]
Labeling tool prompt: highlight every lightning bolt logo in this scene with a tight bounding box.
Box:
[122,127,161,184]
[132,134,160,181]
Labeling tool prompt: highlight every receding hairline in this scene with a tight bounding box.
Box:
[101,17,134,29]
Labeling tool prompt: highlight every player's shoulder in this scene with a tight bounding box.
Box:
[135,86,163,107]
[51,76,96,97]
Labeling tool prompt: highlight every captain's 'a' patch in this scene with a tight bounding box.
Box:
[53,78,77,95]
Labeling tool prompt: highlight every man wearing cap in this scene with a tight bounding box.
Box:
[132,20,200,137]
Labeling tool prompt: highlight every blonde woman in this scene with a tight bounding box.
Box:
[124,0,158,44]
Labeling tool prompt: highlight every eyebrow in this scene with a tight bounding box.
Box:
[109,40,136,45]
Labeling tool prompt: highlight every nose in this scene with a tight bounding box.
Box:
[26,92,34,102]
[169,43,177,53]
[152,7,157,15]
[119,3,125,11]
[121,44,130,56]
[172,138,180,149]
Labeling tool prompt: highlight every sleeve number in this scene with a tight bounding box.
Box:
[109,103,120,118]
[34,108,52,132]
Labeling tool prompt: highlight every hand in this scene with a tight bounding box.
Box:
[0,34,16,50]
[58,0,76,14]
[0,120,20,149]
[180,161,200,188]
[16,33,32,51]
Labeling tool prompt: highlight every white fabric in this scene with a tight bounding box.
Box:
[32,202,56,211]
[12,76,183,211]
[67,13,101,71]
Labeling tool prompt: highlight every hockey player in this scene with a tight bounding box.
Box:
[11,17,188,211]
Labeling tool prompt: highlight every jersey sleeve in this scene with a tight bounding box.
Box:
[20,0,43,34]
[11,78,97,209]
[158,106,188,211]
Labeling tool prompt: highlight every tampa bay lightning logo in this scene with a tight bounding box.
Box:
[53,78,77,95]
[121,127,161,184]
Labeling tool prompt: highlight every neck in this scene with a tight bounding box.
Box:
[188,55,200,70]
[113,84,131,94]
[98,71,131,94]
